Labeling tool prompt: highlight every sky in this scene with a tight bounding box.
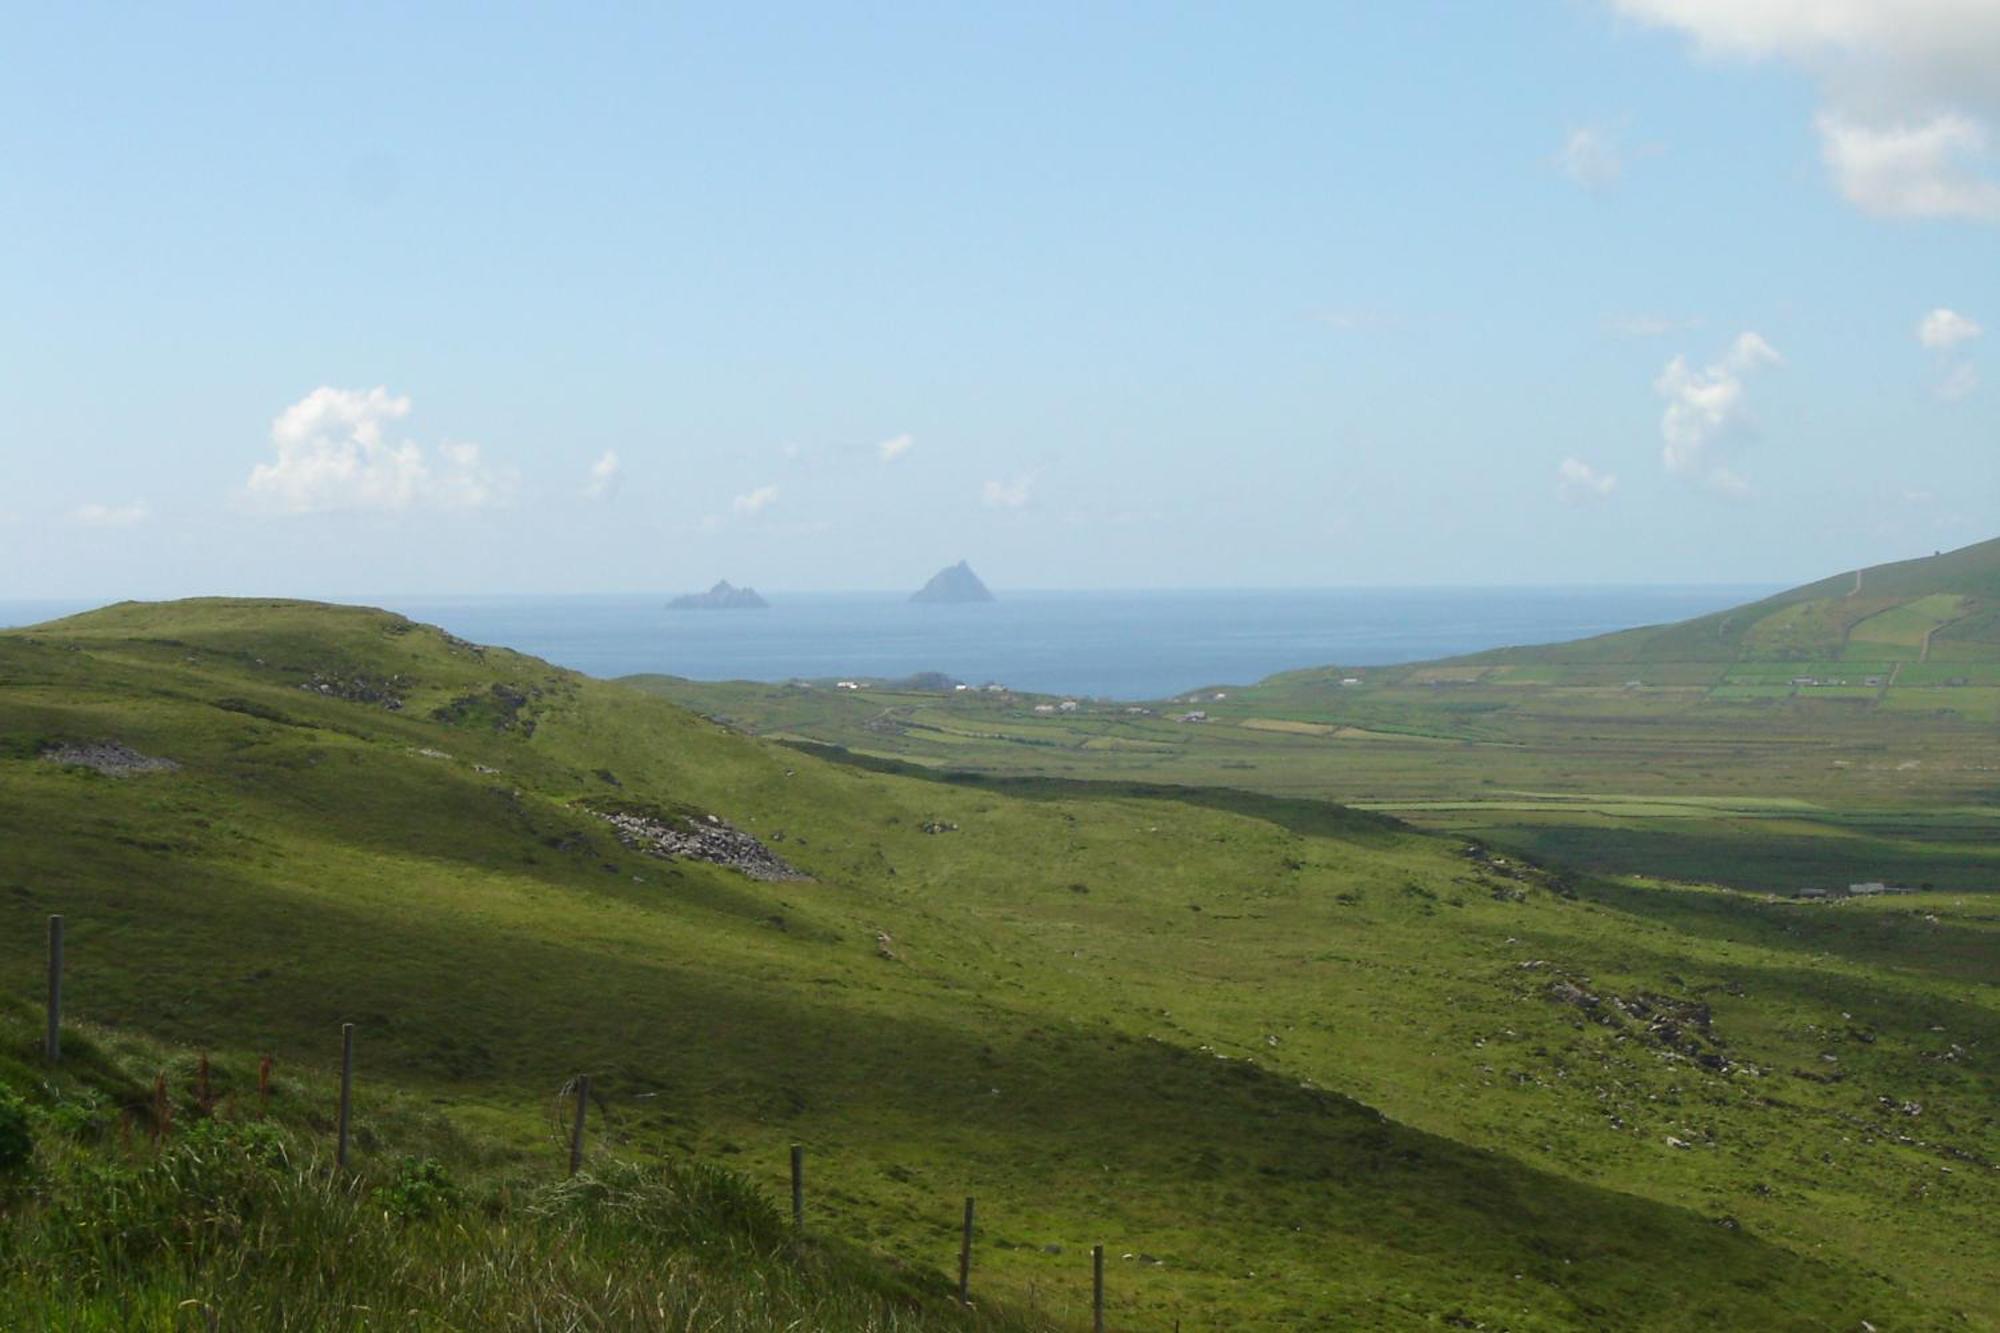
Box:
[2,1,1995,597]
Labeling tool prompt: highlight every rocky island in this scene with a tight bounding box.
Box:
[668,580,769,610]
[910,560,995,604]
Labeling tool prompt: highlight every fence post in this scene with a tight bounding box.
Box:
[335,1023,354,1169]
[1092,1244,1105,1333]
[44,915,63,1064]
[568,1074,591,1176]
[958,1196,975,1304]
[790,1144,805,1232]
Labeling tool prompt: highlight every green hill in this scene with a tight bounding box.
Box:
[4,598,1996,1327]
[1451,534,2000,668]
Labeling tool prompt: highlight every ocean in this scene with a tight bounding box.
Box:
[0,587,1772,700]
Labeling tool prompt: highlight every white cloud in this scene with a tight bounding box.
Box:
[1654,331,1781,495]
[1614,1,2000,222]
[877,433,915,463]
[732,484,779,516]
[1556,127,1622,189]
[582,450,622,500]
[1818,113,2000,221]
[245,386,514,514]
[1556,458,1618,503]
[981,473,1037,509]
[1918,307,1983,349]
[1918,308,1984,399]
[73,501,149,528]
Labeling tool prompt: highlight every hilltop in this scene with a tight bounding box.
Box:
[4,598,1991,1326]
[1454,534,2000,668]
[910,561,995,604]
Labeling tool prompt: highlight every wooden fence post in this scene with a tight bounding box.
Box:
[44,915,63,1064]
[790,1144,805,1231]
[568,1074,591,1176]
[335,1023,354,1169]
[1092,1244,1105,1333]
[958,1196,975,1304]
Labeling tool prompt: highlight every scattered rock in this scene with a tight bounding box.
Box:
[920,820,959,834]
[594,809,809,882]
[39,742,180,777]
[301,671,405,710]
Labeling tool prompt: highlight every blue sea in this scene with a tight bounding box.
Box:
[0,587,1773,700]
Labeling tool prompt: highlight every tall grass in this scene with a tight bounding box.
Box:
[0,1061,1046,1333]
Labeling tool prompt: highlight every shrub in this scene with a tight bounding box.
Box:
[528,1158,785,1252]
[372,1157,459,1222]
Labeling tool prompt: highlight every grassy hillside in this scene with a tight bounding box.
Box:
[4,599,1996,1327]
[0,996,1032,1331]
[1448,535,2000,666]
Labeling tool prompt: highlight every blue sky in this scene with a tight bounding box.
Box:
[2,2,1994,596]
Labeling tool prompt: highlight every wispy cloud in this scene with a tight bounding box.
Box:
[244,386,515,514]
[582,450,622,500]
[1555,126,1622,189]
[1606,313,1703,338]
[1919,307,1984,399]
[877,433,915,463]
[981,473,1037,509]
[732,484,779,516]
[74,500,150,528]
[1654,331,1782,496]
[1556,457,1618,503]
[1310,307,1408,335]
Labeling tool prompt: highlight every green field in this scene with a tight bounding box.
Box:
[3,568,1998,1327]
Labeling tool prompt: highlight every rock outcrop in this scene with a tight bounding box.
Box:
[595,809,807,881]
[910,560,994,604]
[669,581,769,610]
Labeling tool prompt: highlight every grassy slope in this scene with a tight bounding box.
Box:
[3,600,1995,1328]
[0,996,1038,1332]
[1443,534,2000,666]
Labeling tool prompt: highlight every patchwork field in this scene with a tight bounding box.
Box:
[641,538,2000,898]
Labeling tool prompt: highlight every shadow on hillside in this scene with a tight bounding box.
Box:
[781,741,1408,846]
[1552,868,2000,991]
[0,858,1922,1330]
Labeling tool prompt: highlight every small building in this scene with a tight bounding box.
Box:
[836,680,861,691]
[1058,700,1079,713]
[1173,710,1208,723]
[1340,677,1362,687]
[1032,703,1057,714]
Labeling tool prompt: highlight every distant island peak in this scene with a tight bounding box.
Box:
[669,580,769,610]
[910,560,995,604]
